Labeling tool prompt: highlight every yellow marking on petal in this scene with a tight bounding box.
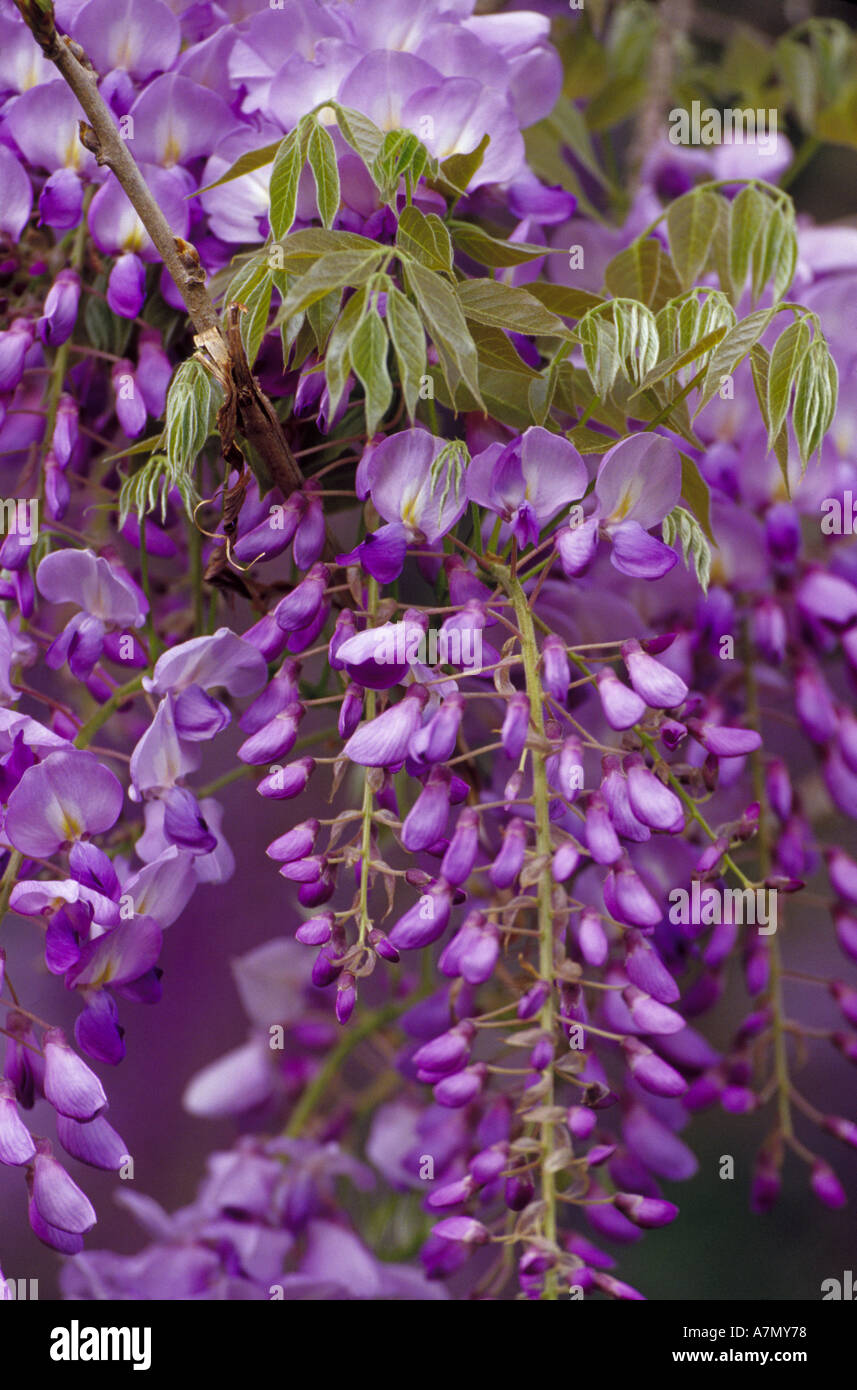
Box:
[124,223,145,253]
[61,812,82,840]
[114,35,135,70]
[401,496,420,529]
[609,487,636,523]
[163,132,182,167]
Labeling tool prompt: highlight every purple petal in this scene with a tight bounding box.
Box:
[32,1145,96,1233]
[5,751,123,857]
[595,434,681,529]
[43,1030,107,1121]
[144,628,267,697]
[0,147,33,240]
[610,521,678,579]
[107,252,146,318]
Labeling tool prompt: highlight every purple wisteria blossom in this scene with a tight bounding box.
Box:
[0,0,854,1316]
[557,433,682,580]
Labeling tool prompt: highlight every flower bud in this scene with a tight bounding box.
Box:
[810,1159,847,1210]
[613,1192,679,1228]
[441,806,479,886]
[501,693,530,760]
[541,635,569,704]
[596,668,646,730]
[621,639,688,709]
[107,253,146,319]
[402,767,451,852]
[489,817,527,889]
[43,1029,107,1122]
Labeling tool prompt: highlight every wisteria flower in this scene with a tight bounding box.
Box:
[37,548,147,681]
[466,426,587,547]
[557,433,681,580]
[5,750,123,857]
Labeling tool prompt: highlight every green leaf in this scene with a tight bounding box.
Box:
[468,322,539,378]
[273,249,384,322]
[648,244,685,313]
[196,140,280,195]
[84,279,116,354]
[286,316,317,374]
[679,452,715,544]
[437,366,533,429]
[634,380,702,448]
[604,238,661,306]
[333,104,385,173]
[728,185,769,299]
[404,261,484,412]
[613,300,659,386]
[566,424,619,453]
[528,372,553,427]
[165,359,215,473]
[551,361,628,433]
[793,337,838,467]
[269,129,305,241]
[119,455,173,527]
[240,270,274,367]
[306,121,341,230]
[523,123,604,223]
[667,190,720,290]
[456,279,569,337]
[751,202,786,302]
[749,343,790,493]
[434,133,490,199]
[223,255,267,305]
[662,505,711,593]
[350,309,392,436]
[324,286,367,420]
[272,268,303,361]
[102,432,164,467]
[633,324,729,396]
[224,258,274,367]
[373,130,436,203]
[386,287,427,424]
[307,287,342,353]
[546,97,613,189]
[526,283,605,320]
[693,306,777,417]
[577,313,620,399]
[669,290,735,372]
[428,439,469,517]
[772,216,799,304]
[449,221,547,268]
[396,205,452,272]
[767,318,812,448]
[816,80,857,149]
[526,343,572,426]
[584,74,649,131]
[775,36,818,129]
[272,228,383,266]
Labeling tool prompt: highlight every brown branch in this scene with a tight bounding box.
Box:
[15,0,308,502]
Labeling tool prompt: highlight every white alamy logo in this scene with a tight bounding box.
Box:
[668,101,778,154]
[0,498,38,539]
[822,1271,857,1300]
[821,492,857,534]
[1,1277,38,1300]
[375,626,483,671]
[50,1321,152,1372]
[669,883,777,934]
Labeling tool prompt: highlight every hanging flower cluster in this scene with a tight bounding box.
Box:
[1,0,856,1303]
